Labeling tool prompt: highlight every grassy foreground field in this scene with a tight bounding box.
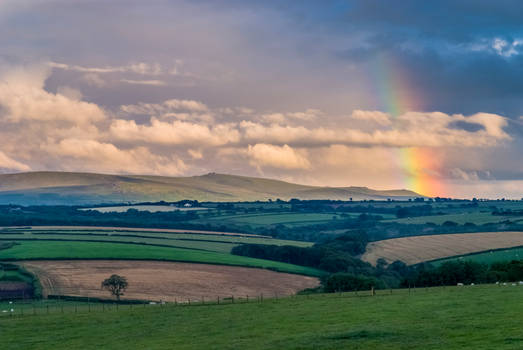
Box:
[1,285,522,349]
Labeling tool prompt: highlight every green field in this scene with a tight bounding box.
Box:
[388,212,523,225]
[0,227,312,254]
[433,247,523,266]
[1,285,522,349]
[200,212,345,227]
[0,241,322,276]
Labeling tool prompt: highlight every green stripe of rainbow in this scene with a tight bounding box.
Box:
[370,54,444,197]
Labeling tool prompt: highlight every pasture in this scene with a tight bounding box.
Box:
[433,247,523,265]
[1,285,522,349]
[388,212,523,225]
[362,231,523,265]
[0,226,312,254]
[20,260,319,301]
[199,212,345,227]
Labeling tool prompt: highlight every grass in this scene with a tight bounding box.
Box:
[388,212,523,225]
[432,247,523,266]
[2,227,313,245]
[0,241,323,277]
[0,285,522,349]
[203,212,343,227]
[0,227,312,254]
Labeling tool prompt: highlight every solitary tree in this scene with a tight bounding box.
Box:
[101,274,128,301]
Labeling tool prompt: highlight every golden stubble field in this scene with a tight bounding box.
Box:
[21,260,319,302]
[362,231,523,265]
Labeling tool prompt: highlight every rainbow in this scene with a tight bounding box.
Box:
[369,54,444,197]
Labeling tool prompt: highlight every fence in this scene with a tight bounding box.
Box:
[0,283,518,319]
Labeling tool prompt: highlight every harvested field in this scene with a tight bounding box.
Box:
[21,260,319,302]
[362,231,523,265]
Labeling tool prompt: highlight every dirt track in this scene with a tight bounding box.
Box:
[362,231,523,265]
[21,260,319,302]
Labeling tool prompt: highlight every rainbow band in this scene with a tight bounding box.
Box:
[370,54,442,197]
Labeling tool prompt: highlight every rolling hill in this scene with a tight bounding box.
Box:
[0,171,421,205]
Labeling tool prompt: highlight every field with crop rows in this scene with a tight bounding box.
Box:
[362,231,523,265]
[20,260,319,301]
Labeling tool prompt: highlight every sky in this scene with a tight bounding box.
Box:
[0,0,522,199]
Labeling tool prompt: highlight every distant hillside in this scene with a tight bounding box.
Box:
[0,172,422,205]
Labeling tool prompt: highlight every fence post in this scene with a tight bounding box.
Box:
[217,296,220,305]
[231,295,234,304]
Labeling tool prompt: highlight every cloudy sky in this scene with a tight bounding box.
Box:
[0,0,522,198]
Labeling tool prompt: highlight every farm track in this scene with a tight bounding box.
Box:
[362,231,523,265]
[21,260,320,301]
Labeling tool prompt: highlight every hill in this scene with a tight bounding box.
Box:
[0,172,421,205]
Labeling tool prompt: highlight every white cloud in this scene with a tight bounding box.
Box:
[492,38,520,57]
[120,79,167,86]
[44,139,186,175]
[110,118,240,146]
[247,144,310,170]
[351,110,392,126]
[188,149,203,159]
[121,99,208,115]
[0,151,31,171]
[49,61,164,75]
[0,65,106,124]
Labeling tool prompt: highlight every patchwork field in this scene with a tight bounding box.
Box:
[0,241,322,276]
[0,226,312,254]
[362,231,523,265]
[21,260,319,301]
[0,226,266,237]
[201,212,344,227]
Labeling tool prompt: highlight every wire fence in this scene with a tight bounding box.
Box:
[2,283,516,319]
